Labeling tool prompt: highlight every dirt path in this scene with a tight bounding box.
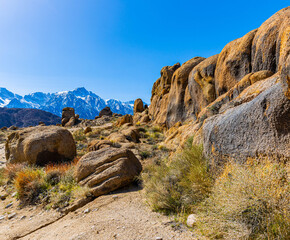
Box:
[0,186,196,240]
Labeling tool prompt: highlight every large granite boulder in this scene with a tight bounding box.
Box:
[5,126,76,166]
[201,76,290,162]
[75,148,142,197]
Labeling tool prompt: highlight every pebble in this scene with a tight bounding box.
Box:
[84,208,90,214]
[7,213,16,219]
[156,237,163,240]
[20,216,26,220]
[11,192,17,197]
[186,214,197,227]
[0,215,5,220]
[112,195,118,200]
[5,202,13,208]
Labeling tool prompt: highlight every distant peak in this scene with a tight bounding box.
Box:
[74,87,89,92]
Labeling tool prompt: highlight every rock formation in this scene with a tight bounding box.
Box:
[5,126,76,166]
[116,114,133,127]
[133,99,144,114]
[62,107,76,127]
[99,106,113,117]
[75,148,142,197]
[149,7,290,161]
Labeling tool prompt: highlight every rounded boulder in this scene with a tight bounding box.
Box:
[5,126,76,166]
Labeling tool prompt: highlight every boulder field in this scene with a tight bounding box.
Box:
[149,7,290,162]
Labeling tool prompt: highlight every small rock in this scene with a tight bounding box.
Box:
[11,192,17,197]
[84,208,90,214]
[0,194,8,200]
[7,213,16,219]
[112,195,118,200]
[5,202,13,208]
[0,215,5,220]
[156,237,163,240]
[186,214,197,227]
[20,215,26,220]
[84,127,92,134]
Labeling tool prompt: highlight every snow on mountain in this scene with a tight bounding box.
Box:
[0,88,22,107]
[0,87,134,119]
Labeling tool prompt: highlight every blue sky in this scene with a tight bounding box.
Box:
[0,1,288,102]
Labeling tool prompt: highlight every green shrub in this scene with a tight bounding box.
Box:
[140,151,151,159]
[142,144,212,214]
[196,160,290,239]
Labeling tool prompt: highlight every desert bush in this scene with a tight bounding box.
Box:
[14,167,47,204]
[196,160,290,239]
[5,163,26,183]
[7,162,88,208]
[142,144,212,214]
[47,166,89,209]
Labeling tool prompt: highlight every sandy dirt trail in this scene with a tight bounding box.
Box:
[0,186,197,240]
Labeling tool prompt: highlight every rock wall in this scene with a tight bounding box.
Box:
[149,7,290,161]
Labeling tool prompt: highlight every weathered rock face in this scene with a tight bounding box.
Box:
[5,126,76,166]
[150,7,290,162]
[252,7,290,73]
[215,29,257,97]
[166,57,205,127]
[133,99,144,114]
[201,77,290,162]
[186,54,219,118]
[99,107,113,117]
[149,63,180,125]
[75,148,142,197]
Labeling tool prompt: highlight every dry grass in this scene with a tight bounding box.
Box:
[142,142,212,214]
[14,168,46,204]
[195,159,290,239]
[2,162,88,208]
[72,129,87,142]
[0,168,5,186]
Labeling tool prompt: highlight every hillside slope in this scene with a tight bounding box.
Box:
[0,108,61,128]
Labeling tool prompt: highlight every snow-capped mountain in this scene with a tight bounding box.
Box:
[0,87,134,119]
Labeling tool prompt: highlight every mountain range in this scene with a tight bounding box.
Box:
[0,87,134,119]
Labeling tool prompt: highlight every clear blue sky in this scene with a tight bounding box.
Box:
[0,1,288,102]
